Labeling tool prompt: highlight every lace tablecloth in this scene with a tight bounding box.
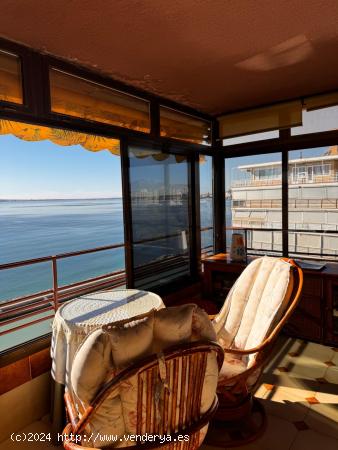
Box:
[51,289,164,387]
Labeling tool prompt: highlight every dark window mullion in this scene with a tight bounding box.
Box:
[281,129,290,257]
[120,136,134,288]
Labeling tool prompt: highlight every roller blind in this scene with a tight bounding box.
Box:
[0,49,23,104]
[160,106,211,145]
[304,92,338,111]
[218,101,302,139]
[49,68,150,133]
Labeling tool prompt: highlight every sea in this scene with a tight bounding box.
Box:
[0,198,224,303]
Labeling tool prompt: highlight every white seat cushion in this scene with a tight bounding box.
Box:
[213,256,294,381]
[70,304,218,447]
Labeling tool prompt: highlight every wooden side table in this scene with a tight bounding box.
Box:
[202,253,338,346]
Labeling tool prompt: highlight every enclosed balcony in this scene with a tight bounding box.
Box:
[0,2,338,450]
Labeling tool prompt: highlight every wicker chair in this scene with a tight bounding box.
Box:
[208,257,303,446]
[62,305,224,450]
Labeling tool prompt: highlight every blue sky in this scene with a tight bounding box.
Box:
[0,133,333,199]
[0,134,213,199]
[0,135,122,199]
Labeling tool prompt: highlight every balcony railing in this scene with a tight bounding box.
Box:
[231,173,338,188]
[232,198,338,209]
[1,229,207,341]
[225,226,338,261]
[0,243,126,337]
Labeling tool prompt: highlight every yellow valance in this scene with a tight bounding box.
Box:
[0,119,202,163]
[0,119,121,155]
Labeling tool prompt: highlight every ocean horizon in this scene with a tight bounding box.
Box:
[0,198,219,302]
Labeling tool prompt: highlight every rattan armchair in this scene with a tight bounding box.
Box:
[208,257,303,446]
[62,305,224,450]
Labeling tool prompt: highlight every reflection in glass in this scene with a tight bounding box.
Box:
[129,147,190,288]
[0,50,23,104]
[223,130,279,146]
[50,68,150,132]
[288,146,338,260]
[225,152,282,255]
[291,106,338,135]
[200,155,214,255]
[160,106,211,145]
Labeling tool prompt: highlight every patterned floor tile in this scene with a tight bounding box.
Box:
[293,420,310,431]
[331,351,338,366]
[324,360,336,367]
[325,366,338,384]
[244,415,298,450]
[262,385,313,422]
[290,429,338,450]
[305,396,320,405]
[306,391,338,441]
[315,377,328,384]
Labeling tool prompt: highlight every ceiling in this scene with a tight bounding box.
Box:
[1,0,338,116]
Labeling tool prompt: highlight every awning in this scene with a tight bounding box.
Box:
[0,119,121,155]
[0,119,203,163]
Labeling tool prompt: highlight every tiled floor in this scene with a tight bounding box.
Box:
[0,337,337,450]
[203,337,338,450]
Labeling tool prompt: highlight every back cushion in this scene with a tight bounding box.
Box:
[70,304,218,447]
[214,257,293,355]
[235,257,291,349]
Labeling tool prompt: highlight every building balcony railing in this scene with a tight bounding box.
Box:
[231,173,338,188]
[232,198,338,209]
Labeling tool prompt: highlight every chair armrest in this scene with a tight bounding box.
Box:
[64,392,79,430]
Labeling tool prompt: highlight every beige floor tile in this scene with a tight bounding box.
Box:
[325,366,338,384]
[279,356,327,381]
[331,350,338,366]
[262,385,313,422]
[306,391,338,440]
[242,415,298,450]
[254,383,270,399]
[297,341,335,363]
[290,429,338,450]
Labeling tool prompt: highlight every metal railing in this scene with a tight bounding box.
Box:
[231,173,338,188]
[232,198,338,209]
[0,243,126,336]
[225,226,338,260]
[0,230,197,337]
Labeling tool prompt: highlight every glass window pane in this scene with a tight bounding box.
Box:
[223,130,279,146]
[291,105,338,135]
[160,106,211,145]
[0,122,125,350]
[225,152,282,255]
[129,147,190,289]
[200,155,214,256]
[0,50,23,104]
[288,146,338,260]
[50,68,150,132]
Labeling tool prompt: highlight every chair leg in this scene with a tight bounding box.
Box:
[205,395,267,447]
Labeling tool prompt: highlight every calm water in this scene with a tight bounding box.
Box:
[0,199,125,301]
[0,198,219,302]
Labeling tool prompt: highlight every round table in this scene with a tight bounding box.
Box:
[50,289,164,437]
[51,289,164,386]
